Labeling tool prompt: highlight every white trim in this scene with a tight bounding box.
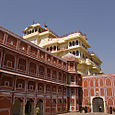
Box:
[91,96,106,113]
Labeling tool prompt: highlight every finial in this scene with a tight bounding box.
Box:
[33,20,35,24]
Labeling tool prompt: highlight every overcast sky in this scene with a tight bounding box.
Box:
[0,0,115,74]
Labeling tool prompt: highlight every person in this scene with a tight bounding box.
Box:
[85,106,87,113]
[99,106,102,112]
[110,106,112,114]
[36,106,40,115]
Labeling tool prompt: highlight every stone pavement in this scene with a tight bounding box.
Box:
[58,112,111,115]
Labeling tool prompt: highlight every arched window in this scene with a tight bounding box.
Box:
[4,53,15,68]
[76,40,78,45]
[38,83,44,91]
[52,70,57,80]
[58,86,62,93]
[54,46,56,51]
[47,68,51,78]
[63,74,66,83]
[29,62,36,74]
[71,76,74,82]
[50,47,52,51]
[39,65,45,75]
[59,72,62,81]
[69,42,72,47]
[46,47,49,51]
[72,41,75,46]
[52,86,56,92]
[18,58,26,71]
[46,85,51,92]
[28,81,35,90]
[76,50,79,56]
[73,51,75,55]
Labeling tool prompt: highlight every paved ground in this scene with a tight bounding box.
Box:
[58,112,112,115]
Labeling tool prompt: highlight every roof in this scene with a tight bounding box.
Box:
[23,23,41,32]
[62,53,79,63]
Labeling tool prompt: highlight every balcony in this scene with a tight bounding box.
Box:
[92,63,101,71]
[86,58,94,66]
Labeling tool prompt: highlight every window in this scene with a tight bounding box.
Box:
[52,70,57,79]
[71,89,74,95]
[76,50,79,56]
[4,81,9,87]
[76,40,78,45]
[18,58,26,71]
[70,63,73,70]
[69,42,72,47]
[58,99,62,104]
[29,62,36,74]
[39,65,44,75]
[38,84,44,91]
[71,76,74,82]
[59,72,62,81]
[4,53,15,68]
[72,41,75,46]
[29,85,33,90]
[50,47,52,51]
[7,60,12,67]
[18,83,22,89]
[71,99,74,105]
[52,86,56,92]
[54,46,56,51]
[64,99,66,105]
[47,47,49,51]
[73,51,75,55]
[47,68,50,78]
[22,47,25,50]
[46,85,50,92]
[52,99,56,105]
[10,41,14,45]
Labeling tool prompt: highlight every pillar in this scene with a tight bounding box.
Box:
[21,102,26,115]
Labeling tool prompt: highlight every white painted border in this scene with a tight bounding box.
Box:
[90,96,106,113]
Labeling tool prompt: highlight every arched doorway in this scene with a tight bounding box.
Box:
[93,97,104,112]
[36,99,43,115]
[25,99,34,115]
[13,99,23,115]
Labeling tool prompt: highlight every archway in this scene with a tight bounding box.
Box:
[36,99,43,115]
[93,97,104,112]
[13,99,23,115]
[25,99,34,115]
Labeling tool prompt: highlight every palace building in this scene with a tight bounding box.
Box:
[0,26,82,115]
[23,23,103,75]
[0,25,114,115]
[82,74,115,113]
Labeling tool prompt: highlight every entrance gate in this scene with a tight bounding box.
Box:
[93,97,104,112]
[36,99,43,115]
[13,99,23,115]
[25,99,34,115]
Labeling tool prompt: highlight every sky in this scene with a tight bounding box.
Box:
[0,0,115,74]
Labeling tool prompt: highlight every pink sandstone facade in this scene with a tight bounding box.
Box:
[82,74,115,113]
[0,26,115,115]
[0,27,82,115]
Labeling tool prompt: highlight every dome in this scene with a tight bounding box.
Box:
[23,23,41,33]
[62,53,79,63]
